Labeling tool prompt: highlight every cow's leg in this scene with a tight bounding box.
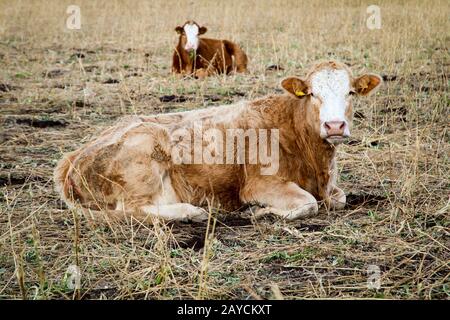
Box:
[240,177,318,220]
[114,122,212,223]
[137,168,209,222]
[194,66,218,79]
[78,203,208,225]
[328,186,346,209]
[223,40,248,73]
[140,203,209,222]
[194,68,209,79]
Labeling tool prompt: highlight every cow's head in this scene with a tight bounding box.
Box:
[175,21,208,53]
[281,61,382,145]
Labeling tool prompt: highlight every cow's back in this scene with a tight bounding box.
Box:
[196,38,233,73]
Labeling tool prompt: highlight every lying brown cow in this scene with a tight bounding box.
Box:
[172,21,248,78]
[54,61,381,223]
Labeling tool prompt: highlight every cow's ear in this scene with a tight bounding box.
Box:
[281,77,310,98]
[199,26,208,35]
[353,74,382,96]
[175,26,183,34]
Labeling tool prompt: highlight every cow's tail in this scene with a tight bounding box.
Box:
[224,40,248,73]
[54,151,80,209]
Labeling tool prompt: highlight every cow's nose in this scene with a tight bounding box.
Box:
[324,121,346,137]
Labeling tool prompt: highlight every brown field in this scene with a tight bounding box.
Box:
[0,0,448,299]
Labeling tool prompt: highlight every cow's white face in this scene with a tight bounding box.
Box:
[183,23,200,52]
[281,61,382,145]
[175,21,207,53]
[310,69,352,144]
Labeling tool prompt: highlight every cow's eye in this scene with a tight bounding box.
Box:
[310,92,315,97]
[349,90,356,96]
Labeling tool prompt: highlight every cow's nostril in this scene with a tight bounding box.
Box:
[324,121,346,136]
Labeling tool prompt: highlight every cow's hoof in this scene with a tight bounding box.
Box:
[242,205,264,218]
[249,202,318,221]
[250,206,273,219]
[187,206,210,222]
[330,199,346,210]
[194,69,208,79]
[284,202,319,220]
[330,188,346,210]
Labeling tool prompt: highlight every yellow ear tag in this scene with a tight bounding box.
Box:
[295,90,305,97]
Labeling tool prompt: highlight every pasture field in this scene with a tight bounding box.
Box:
[0,0,448,299]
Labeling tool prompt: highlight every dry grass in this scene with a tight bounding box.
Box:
[0,0,449,299]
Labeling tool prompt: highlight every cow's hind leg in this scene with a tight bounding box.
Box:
[223,40,248,73]
[89,122,209,223]
[140,203,209,222]
[78,203,209,225]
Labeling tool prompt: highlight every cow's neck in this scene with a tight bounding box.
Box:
[290,99,336,199]
[176,37,193,70]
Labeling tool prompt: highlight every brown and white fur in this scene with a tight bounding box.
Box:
[54,61,381,224]
[172,21,248,79]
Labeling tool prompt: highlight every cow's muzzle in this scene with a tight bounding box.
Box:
[324,121,350,144]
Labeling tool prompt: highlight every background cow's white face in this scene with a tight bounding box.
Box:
[183,23,200,52]
[281,62,382,145]
[175,21,207,53]
[310,69,352,144]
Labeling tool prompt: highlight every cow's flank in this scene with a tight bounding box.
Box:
[54,61,382,223]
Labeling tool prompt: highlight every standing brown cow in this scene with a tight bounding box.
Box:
[172,21,248,78]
